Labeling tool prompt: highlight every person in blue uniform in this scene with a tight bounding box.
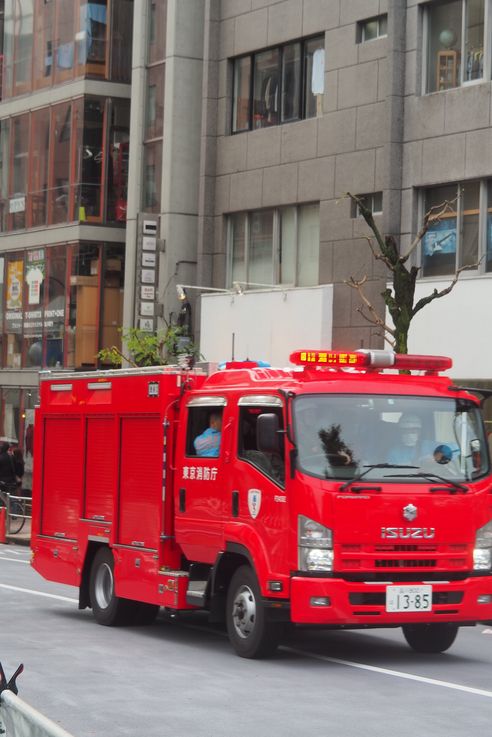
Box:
[194,412,222,457]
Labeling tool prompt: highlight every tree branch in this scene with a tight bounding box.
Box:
[345,276,396,336]
[412,260,481,316]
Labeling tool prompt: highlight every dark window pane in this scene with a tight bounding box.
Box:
[44,245,66,368]
[253,49,280,129]
[10,114,29,230]
[50,103,72,224]
[143,141,162,212]
[230,213,246,284]
[54,0,75,83]
[486,183,492,271]
[148,0,167,64]
[111,0,134,82]
[107,99,130,223]
[30,108,50,227]
[81,98,104,220]
[232,57,251,132]
[465,0,484,81]
[145,65,165,139]
[281,43,301,122]
[33,0,53,88]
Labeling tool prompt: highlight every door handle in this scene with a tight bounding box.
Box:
[231,491,239,517]
[179,488,186,513]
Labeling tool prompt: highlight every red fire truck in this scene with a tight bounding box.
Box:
[31,349,492,658]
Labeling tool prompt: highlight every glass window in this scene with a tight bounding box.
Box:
[280,207,296,285]
[111,0,133,82]
[238,405,285,485]
[80,98,105,220]
[250,209,274,284]
[486,183,492,271]
[148,0,167,64]
[427,0,485,93]
[100,245,124,364]
[232,56,251,133]
[358,15,388,43]
[107,100,130,223]
[50,102,72,225]
[186,406,223,458]
[145,65,165,140]
[33,0,54,88]
[0,388,21,446]
[353,191,383,217]
[422,184,458,277]
[4,254,24,369]
[69,243,100,369]
[293,394,488,483]
[460,180,480,267]
[281,43,301,122]
[304,36,324,119]
[297,203,320,287]
[13,0,34,95]
[232,36,324,133]
[54,0,75,83]
[30,108,51,228]
[228,205,320,288]
[253,49,280,129]
[44,245,67,368]
[143,141,162,212]
[0,121,9,233]
[230,213,247,285]
[9,114,29,231]
[77,0,108,76]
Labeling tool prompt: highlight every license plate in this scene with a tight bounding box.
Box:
[385,585,432,613]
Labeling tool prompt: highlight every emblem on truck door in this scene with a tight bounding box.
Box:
[248,489,262,519]
[403,503,417,521]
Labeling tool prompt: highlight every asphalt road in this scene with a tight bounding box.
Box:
[1,541,492,737]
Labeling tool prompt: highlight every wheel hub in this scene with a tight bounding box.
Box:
[232,584,256,639]
[94,562,113,610]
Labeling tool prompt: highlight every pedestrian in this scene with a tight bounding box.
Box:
[0,442,18,491]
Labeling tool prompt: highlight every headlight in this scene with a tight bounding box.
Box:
[298,516,333,571]
[474,520,492,571]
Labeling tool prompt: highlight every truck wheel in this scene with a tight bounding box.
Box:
[226,565,280,659]
[89,547,133,626]
[402,623,459,653]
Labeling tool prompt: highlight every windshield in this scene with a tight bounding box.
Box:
[293,394,489,483]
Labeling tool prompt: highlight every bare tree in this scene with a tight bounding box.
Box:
[344,193,480,354]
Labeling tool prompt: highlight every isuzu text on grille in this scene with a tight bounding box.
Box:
[381,527,436,539]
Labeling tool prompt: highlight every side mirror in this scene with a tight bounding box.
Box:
[257,413,280,453]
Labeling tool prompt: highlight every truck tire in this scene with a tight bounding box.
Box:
[402,623,459,653]
[89,547,135,626]
[226,565,280,659]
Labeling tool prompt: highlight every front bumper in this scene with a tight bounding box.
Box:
[290,575,492,625]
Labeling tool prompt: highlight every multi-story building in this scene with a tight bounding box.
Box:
[3,0,492,483]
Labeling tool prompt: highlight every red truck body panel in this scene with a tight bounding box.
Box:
[30,356,492,642]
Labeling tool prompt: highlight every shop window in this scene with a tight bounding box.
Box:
[238,403,285,485]
[0,388,21,446]
[4,255,23,369]
[232,35,324,133]
[50,102,73,225]
[422,182,480,276]
[357,15,388,43]
[0,120,9,232]
[107,100,130,223]
[54,0,75,84]
[100,246,124,364]
[80,99,105,221]
[33,0,54,89]
[228,204,320,288]
[426,0,485,93]
[13,0,34,96]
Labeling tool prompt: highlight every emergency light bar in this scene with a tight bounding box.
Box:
[289,349,452,372]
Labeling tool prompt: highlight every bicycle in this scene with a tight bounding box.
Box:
[0,480,27,535]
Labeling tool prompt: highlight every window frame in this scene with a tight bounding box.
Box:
[357,14,388,43]
[231,34,325,134]
[226,204,320,289]
[423,0,491,94]
[419,180,489,277]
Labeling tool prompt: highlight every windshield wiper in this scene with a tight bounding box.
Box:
[386,471,468,493]
[339,463,419,491]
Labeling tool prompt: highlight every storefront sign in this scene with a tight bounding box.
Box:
[26,250,45,305]
[7,261,23,309]
[9,196,25,213]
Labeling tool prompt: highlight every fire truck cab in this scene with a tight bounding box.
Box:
[31,350,492,658]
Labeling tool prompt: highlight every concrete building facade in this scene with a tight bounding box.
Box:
[2,0,492,474]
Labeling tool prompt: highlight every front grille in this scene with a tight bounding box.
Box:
[339,542,468,573]
[375,558,437,568]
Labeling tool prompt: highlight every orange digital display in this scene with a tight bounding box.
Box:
[290,350,367,367]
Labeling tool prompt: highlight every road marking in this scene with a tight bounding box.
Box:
[0,556,29,563]
[284,646,492,699]
[0,583,77,603]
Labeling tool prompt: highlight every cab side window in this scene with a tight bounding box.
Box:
[238,405,285,485]
[186,406,223,458]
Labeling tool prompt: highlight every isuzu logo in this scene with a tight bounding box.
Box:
[403,503,418,522]
[381,527,435,539]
